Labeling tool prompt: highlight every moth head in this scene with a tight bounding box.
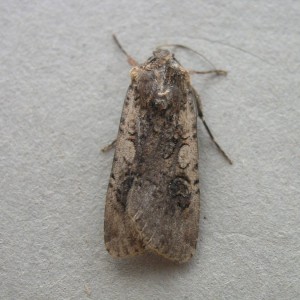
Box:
[152,49,172,63]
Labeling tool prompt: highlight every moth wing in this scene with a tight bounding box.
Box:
[127,88,200,263]
[104,86,145,258]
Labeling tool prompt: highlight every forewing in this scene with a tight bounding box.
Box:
[126,87,200,263]
[104,85,145,257]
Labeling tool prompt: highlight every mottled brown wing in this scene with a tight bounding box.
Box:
[126,86,200,263]
[104,85,146,257]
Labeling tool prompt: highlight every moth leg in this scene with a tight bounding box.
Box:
[191,87,233,165]
[189,69,227,76]
[101,139,116,152]
[113,34,138,66]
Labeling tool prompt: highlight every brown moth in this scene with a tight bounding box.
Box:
[104,36,231,263]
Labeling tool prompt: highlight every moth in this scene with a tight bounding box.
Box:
[104,35,232,263]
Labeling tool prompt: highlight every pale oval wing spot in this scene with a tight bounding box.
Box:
[128,119,136,135]
[178,144,190,169]
[122,139,136,163]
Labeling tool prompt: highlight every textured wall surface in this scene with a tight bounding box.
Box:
[1,1,299,299]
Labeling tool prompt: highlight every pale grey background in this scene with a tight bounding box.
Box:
[1,1,299,299]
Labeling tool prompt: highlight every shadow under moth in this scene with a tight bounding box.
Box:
[104,35,232,263]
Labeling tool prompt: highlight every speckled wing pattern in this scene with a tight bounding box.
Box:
[104,49,200,263]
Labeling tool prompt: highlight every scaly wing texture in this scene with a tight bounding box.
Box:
[104,50,200,263]
[126,87,200,263]
[104,85,145,257]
